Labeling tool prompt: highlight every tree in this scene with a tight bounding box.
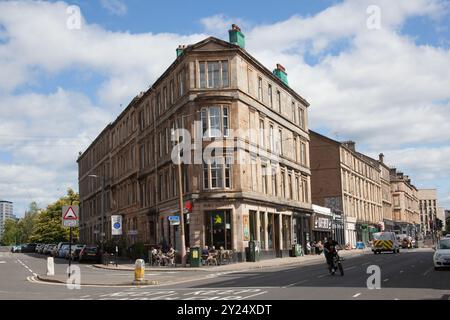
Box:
[1,219,20,245]
[17,202,40,242]
[29,189,80,243]
[446,217,450,234]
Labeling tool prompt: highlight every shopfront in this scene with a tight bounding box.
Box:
[312,205,333,243]
[383,219,395,232]
[345,216,357,248]
[204,210,232,250]
[293,211,312,254]
[356,223,369,244]
[331,212,345,245]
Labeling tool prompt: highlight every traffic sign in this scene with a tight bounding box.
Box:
[62,206,79,227]
[168,215,180,226]
[111,215,123,235]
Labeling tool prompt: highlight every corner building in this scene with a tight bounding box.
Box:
[78,26,313,261]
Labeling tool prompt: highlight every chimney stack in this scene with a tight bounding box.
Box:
[379,153,384,163]
[343,141,356,152]
[228,24,245,49]
[273,63,289,86]
[176,45,187,57]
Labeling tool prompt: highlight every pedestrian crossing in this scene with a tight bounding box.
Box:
[77,288,268,300]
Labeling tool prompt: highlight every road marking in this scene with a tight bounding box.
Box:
[238,291,267,300]
[361,262,371,266]
[283,279,309,288]
[317,274,328,278]
[400,270,404,273]
[423,267,433,276]
[383,279,389,282]
[346,266,356,270]
[352,293,362,298]
[0,261,6,264]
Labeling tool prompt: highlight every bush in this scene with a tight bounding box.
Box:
[129,242,146,260]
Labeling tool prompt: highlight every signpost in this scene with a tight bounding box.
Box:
[111,215,123,235]
[62,205,79,278]
[168,215,180,226]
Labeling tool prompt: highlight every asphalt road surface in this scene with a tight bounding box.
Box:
[1,248,449,300]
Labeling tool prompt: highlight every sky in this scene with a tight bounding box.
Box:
[1,0,450,217]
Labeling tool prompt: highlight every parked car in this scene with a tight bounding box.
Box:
[38,244,47,254]
[21,243,37,253]
[69,244,85,260]
[11,245,22,253]
[43,244,55,255]
[35,244,44,253]
[57,244,70,258]
[433,238,450,270]
[52,242,70,257]
[79,245,101,263]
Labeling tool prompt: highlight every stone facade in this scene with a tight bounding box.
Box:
[309,132,383,246]
[390,168,420,236]
[418,189,438,235]
[78,33,312,260]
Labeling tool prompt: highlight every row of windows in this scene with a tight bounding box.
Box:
[203,158,232,189]
[250,160,309,202]
[252,71,306,130]
[344,195,382,222]
[341,150,379,182]
[342,170,381,203]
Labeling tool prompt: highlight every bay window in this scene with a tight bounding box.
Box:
[203,155,233,190]
[201,106,230,138]
[199,60,229,88]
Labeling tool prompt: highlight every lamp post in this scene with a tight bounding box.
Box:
[172,111,201,267]
[88,174,105,253]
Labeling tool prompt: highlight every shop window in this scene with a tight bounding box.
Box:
[205,211,232,250]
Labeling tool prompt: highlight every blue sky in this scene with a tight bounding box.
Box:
[1,0,450,217]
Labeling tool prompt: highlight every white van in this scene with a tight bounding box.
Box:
[372,232,400,254]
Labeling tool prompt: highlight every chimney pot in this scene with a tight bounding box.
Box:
[276,63,286,72]
[231,24,241,32]
[379,153,384,163]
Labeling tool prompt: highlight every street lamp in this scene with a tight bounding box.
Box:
[88,174,106,253]
[172,112,201,267]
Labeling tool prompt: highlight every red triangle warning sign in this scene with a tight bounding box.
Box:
[63,207,78,220]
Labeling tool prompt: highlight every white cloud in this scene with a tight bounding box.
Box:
[99,0,127,16]
[200,14,246,38]
[0,1,206,104]
[1,0,450,215]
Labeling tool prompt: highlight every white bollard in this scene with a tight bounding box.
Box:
[47,257,55,276]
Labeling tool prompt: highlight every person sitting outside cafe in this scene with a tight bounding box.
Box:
[201,245,209,265]
[165,245,176,266]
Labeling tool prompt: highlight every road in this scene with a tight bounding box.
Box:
[1,248,449,300]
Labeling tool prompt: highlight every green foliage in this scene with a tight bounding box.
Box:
[29,189,80,243]
[129,242,146,259]
[1,190,80,245]
[1,219,20,245]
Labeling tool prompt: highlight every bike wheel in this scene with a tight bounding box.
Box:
[338,262,344,276]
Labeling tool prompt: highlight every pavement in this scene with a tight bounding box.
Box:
[2,247,449,300]
[92,248,371,273]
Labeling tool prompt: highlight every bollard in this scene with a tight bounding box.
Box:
[47,257,55,276]
[134,259,145,282]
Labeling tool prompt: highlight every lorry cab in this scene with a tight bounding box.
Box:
[372,232,400,254]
